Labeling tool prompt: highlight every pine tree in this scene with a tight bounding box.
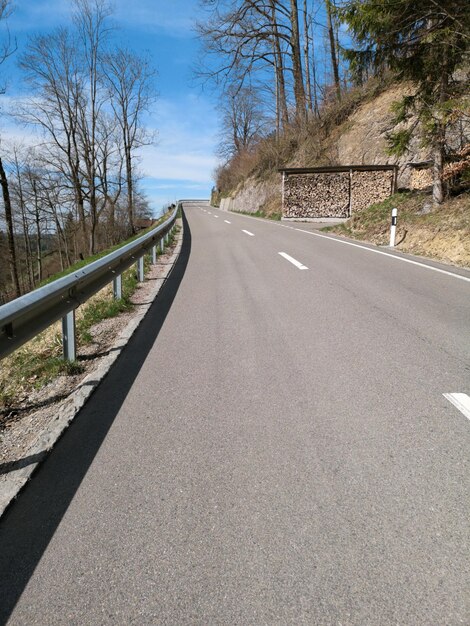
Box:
[340,0,470,204]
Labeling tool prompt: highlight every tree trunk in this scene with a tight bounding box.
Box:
[270,0,289,128]
[32,179,42,283]
[49,199,66,271]
[432,138,445,205]
[125,144,135,234]
[14,155,35,289]
[89,194,97,255]
[0,156,21,297]
[326,0,341,102]
[289,0,307,123]
[309,15,320,117]
[302,0,313,113]
[72,176,87,255]
[21,204,34,290]
[432,47,448,205]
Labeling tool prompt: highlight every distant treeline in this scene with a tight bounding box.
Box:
[0,0,157,301]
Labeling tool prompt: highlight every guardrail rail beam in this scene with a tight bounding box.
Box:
[0,204,183,361]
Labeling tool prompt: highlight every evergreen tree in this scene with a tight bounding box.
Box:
[340,0,470,204]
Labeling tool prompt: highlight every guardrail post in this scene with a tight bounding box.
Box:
[113,274,122,299]
[151,245,157,264]
[160,237,165,254]
[62,310,76,361]
[137,256,145,282]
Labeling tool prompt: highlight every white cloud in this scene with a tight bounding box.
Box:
[113,0,198,35]
[9,1,72,32]
[9,0,198,36]
[141,144,217,183]
[141,93,219,183]
[150,182,209,191]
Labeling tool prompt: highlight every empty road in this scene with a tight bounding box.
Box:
[1,202,469,624]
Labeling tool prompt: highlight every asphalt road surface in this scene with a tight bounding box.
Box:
[1,202,469,625]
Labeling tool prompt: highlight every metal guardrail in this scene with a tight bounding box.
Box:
[0,202,187,362]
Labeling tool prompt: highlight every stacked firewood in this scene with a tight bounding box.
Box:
[409,168,433,190]
[284,173,350,218]
[444,145,470,183]
[350,170,394,211]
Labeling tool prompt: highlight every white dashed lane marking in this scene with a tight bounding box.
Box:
[443,393,470,421]
[278,252,308,270]
[242,230,255,237]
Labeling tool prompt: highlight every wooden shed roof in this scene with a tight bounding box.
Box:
[278,164,397,175]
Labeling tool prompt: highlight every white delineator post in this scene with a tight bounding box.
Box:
[389,208,398,247]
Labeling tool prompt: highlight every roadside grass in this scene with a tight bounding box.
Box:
[0,223,181,413]
[324,191,470,267]
[76,265,139,344]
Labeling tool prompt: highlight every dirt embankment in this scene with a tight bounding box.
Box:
[327,192,470,268]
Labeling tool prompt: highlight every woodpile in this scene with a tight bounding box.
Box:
[282,166,396,219]
[284,173,350,218]
[350,170,395,211]
[443,144,470,184]
[407,144,470,190]
[409,167,433,190]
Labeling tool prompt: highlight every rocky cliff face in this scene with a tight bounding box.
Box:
[334,85,419,188]
[222,178,280,215]
[333,83,469,188]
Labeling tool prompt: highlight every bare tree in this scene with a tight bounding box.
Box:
[302,0,313,113]
[103,48,156,234]
[325,0,341,101]
[73,0,112,253]
[268,0,289,129]
[0,1,19,296]
[10,145,35,290]
[20,27,89,251]
[197,0,309,124]
[20,0,121,255]
[0,0,15,91]
[217,84,268,158]
[0,154,20,296]
[0,0,157,301]
[288,0,307,122]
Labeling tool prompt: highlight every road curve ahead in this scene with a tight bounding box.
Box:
[1,202,469,625]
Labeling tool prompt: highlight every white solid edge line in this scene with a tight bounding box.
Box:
[224,220,231,224]
[221,210,469,283]
[242,230,255,236]
[294,228,470,283]
[443,393,470,421]
[278,252,308,270]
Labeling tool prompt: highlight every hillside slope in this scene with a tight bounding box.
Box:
[214,80,470,268]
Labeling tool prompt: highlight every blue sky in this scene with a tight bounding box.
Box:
[0,0,219,216]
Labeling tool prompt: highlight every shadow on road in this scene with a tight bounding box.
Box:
[0,211,192,624]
